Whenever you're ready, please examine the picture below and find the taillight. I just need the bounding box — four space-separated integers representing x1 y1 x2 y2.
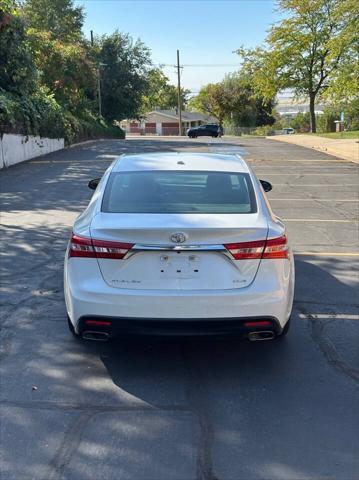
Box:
69 234 133 259
69 235 95 258
224 235 289 260
92 239 134 259
224 240 266 259
263 235 289 259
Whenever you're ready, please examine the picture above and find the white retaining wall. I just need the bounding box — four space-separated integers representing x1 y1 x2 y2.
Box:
0 134 64 169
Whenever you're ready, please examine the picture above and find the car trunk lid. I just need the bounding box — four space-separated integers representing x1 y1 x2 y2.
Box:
90 213 268 291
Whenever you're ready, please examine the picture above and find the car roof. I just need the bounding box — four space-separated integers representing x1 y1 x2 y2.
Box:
112 152 250 173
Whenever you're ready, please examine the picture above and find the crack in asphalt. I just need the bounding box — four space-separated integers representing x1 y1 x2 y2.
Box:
183 341 219 480
298 305 359 384
294 299 359 307
311 197 357 221
45 411 94 480
0 399 190 413
1 399 194 480
0 267 63 323
0 294 35 327
0 329 13 362
0 292 62 329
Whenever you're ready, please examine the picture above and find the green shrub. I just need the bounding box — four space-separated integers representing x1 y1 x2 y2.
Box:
253 125 275 136
0 88 125 143
289 112 311 132
0 89 17 131
344 99 359 131
0 88 65 137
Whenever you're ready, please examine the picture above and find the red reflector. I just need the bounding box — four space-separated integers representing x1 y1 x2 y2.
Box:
244 321 272 327
85 320 112 326
68 233 134 259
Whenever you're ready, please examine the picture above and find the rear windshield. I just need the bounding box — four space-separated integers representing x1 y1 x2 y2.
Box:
102 170 257 214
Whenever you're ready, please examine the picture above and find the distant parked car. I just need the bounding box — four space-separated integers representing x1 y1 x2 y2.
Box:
282 128 295 134
187 124 223 138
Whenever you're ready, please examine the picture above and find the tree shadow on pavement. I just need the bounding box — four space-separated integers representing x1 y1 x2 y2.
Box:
0 138 246 215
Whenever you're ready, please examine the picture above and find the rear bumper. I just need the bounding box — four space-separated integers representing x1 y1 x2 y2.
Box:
65 256 295 333
77 315 283 337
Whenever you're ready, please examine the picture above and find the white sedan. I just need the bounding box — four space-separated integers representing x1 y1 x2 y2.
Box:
64 153 294 341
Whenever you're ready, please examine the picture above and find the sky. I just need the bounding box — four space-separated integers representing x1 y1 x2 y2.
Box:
76 0 278 94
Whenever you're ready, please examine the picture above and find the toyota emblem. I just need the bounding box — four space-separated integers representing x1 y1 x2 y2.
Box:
170 232 187 243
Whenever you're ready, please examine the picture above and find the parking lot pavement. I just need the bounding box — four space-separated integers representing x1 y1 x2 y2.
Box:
1 136 358 480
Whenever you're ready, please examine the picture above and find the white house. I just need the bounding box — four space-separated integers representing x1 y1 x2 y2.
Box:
121 109 218 135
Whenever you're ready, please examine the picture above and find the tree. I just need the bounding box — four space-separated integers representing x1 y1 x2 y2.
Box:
22 0 84 42
343 98 359 131
141 68 190 113
323 0 359 102
27 29 96 112
1 1 159 140
237 0 358 132
188 83 228 126
189 73 275 128
222 73 275 127
21 0 96 114
0 0 125 142
96 31 152 121
0 0 37 93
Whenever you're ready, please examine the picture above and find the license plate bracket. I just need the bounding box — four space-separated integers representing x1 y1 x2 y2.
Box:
159 252 200 279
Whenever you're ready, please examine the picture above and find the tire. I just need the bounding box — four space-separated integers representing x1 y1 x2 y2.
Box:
67 315 79 338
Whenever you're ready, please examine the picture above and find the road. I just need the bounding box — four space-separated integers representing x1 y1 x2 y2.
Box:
1 136 358 480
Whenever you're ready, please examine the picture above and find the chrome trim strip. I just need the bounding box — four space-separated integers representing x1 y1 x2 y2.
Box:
123 244 229 260
132 244 226 251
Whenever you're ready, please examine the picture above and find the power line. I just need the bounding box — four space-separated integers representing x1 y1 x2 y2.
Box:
156 64 240 68
81 0 264 2
183 64 239 67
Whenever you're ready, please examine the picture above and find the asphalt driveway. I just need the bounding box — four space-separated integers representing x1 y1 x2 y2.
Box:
1 136 358 480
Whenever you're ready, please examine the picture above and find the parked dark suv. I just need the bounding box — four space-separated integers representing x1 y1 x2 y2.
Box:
187 124 223 138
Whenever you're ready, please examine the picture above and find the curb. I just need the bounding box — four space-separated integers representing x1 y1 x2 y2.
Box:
68 138 121 149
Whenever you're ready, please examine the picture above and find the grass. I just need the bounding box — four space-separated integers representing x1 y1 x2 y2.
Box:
311 131 359 139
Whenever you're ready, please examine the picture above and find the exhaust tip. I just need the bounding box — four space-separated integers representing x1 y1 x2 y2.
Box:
82 330 110 342
248 330 275 342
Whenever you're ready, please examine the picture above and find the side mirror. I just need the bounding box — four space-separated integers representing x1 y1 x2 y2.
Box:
260 179 273 192
88 178 100 190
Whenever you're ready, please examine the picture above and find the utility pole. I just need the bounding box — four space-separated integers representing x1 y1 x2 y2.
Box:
176 49 182 136
91 30 102 117
97 72 102 117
